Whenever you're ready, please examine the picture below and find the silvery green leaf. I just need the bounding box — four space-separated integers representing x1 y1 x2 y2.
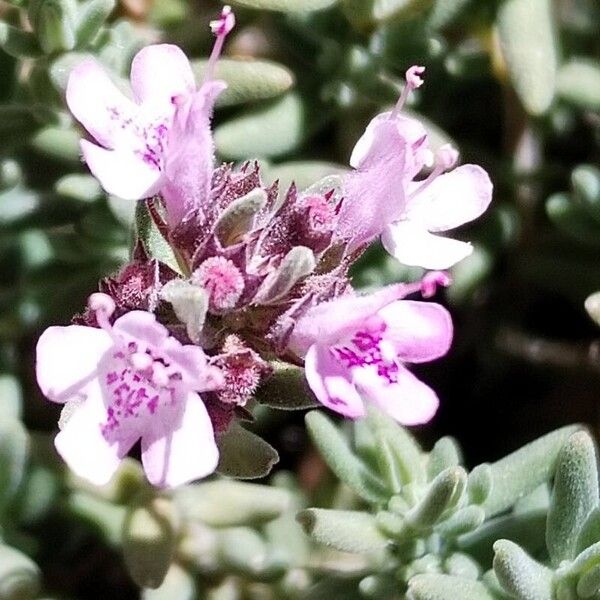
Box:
216 423 279 480
68 491 126 547
0 545 41 600
31 126 81 163
0 23 42 58
547 431 599 564
436 506 486 538
49 52 95 92
493 539 553 600
427 0 472 29
0 374 22 419
75 0 115 47
406 467 467 530
546 193 600 246
123 494 178 589
142 565 196 600
214 188 266 247
0 418 29 513
216 527 272 577
444 552 481 580
428 437 462 480
215 93 307 160
193 58 294 107
254 361 319 411
55 174 102 203
407 574 497 600
514 484 550 514
467 464 493 505
577 564 600 598
160 280 208 344
305 411 386 503
568 541 600 577
0 160 22 190
577 508 600 555
228 0 338 11
482 424 581 517
296 509 388 553
572 165 600 224
358 574 398 599
497 0 558 115
557 59 600 111
175 480 290 528
32 0 77 54
254 246 316 304
343 0 433 26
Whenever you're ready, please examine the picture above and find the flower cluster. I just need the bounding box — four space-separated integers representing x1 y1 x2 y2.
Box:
36 7 493 487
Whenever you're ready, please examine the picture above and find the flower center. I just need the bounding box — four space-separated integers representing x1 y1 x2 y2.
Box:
193 256 245 312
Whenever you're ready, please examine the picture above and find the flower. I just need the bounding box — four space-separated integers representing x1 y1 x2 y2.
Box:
288 275 452 425
338 66 493 269
66 7 235 225
36 293 224 487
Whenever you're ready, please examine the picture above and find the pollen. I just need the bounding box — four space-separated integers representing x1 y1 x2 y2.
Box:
193 256 245 313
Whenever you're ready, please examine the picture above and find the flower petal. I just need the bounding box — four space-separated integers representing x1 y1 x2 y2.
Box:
55 385 122 485
130 44 196 106
66 59 137 149
382 220 473 270
36 325 112 403
378 300 453 363
406 164 493 232
163 80 226 226
305 344 365 418
80 140 164 200
289 284 418 357
356 365 439 425
141 392 218 488
112 310 169 348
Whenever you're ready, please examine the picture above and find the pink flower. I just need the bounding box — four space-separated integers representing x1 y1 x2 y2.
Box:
338 66 493 269
66 7 235 225
288 275 452 425
36 294 224 487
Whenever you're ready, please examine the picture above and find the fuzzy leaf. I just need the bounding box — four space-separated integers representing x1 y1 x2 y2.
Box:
444 552 482 580
546 193 600 246
228 0 339 12
55 174 102 203
142 564 196 600
436 506 486 538
0 24 42 58
406 467 467 530
49 52 95 91
568 541 600 577
482 425 581 517
160 280 208 344
123 494 179 589
216 423 279 480
0 544 41 600
193 58 294 107
547 431 599 564
253 246 316 304
0 374 22 420
428 437 462 480
0 418 29 513
175 480 290 527
75 0 115 47
557 59 600 111
572 165 600 224
577 508 600 555
497 0 558 115
254 361 319 410
214 188 267 247
31 126 81 163
33 0 77 54
493 539 553 600
407 574 496 600
577 564 600 598
305 411 386 503
215 93 306 160
297 509 388 553
468 464 493 505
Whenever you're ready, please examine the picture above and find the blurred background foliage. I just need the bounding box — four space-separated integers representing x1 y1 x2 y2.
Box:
0 0 599 597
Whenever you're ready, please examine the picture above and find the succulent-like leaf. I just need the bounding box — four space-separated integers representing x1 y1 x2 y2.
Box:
572 165 600 224
493 539 554 600
160 280 208 343
576 564 600 598
175 480 290 528
436 506 486 538
577 508 600 555
214 188 266 247
444 552 481 580
75 0 115 48
32 0 77 54
31 126 81 163
497 0 558 116
0 544 41 600
468 464 493 506
407 574 496 600
557 59 600 111
55 173 102 203
254 361 319 411
428 437 462 480
0 418 29 513
216 423 279 480
0 24 42 58
0 374 22 420
228 0 339 11
142 564 196 600
297 509 388 553
546 431 599 564
546 193 600 246
482 425 581 517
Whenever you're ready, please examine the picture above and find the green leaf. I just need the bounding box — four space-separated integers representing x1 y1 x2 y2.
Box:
215 93 307 160
546 193 600 246
49 52 95 92
142 565 196 600
557 59 600 111
123 494 178 589
0 544 41 600
343 0 433 26
75 0 115 47
547 431 599 564
254 361 319 411
33 0 77 54
493 540 553 600
175 480 291 528
405 467 467 530
428 437 462 480
568 541 600 577
296 509 388 553
482 425 581 517
0 374 22 420
214 188 267 247
305 411 386 503
427 0 472 29
0 24 42 58
193 58 294 107
577 508 600 555
467 464 493 506
436 506 486 538
68 491 126 547
407 574 496 600
497 0 558 115
160 280 208 344
572 165 600 225
31 126 81 163
55 173 102 203
134 201 182 274
444 552 482 580
216 422 279 479
228 0 339 12
577 564 600 598
0 419 28 514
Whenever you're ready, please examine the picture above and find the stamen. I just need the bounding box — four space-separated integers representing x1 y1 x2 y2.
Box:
88 293 116 332
204 5 236 84
408 143 459 199
131 352 153 371
390 65 425 119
